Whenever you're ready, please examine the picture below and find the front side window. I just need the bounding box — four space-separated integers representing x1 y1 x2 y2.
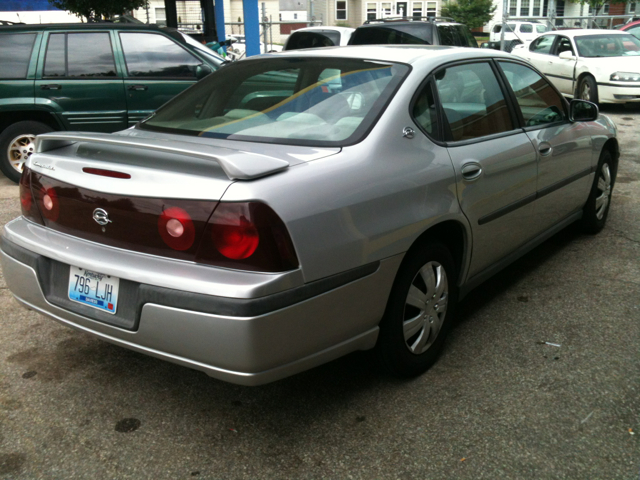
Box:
574 34 640 57
120 32 202 78
435 62 513 141
44 33 116 78
140 58 409 146
554 36 574 55
499 61 566 127
530 35 555 54
0 33 36 79
336 1 347 20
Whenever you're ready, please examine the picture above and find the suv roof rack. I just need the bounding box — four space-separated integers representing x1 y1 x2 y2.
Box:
363 16 456 25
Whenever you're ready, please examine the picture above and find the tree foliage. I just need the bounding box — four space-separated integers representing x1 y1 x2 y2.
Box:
49 0 147 22
440 0 496 31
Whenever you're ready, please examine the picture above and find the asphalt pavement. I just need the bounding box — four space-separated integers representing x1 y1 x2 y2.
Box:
0 105 638 479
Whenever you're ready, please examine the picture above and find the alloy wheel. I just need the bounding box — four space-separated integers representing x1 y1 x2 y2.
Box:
402 261 448 355
7 133 36 173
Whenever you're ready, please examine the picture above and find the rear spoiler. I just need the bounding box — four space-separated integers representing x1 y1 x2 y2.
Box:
35 132 289 181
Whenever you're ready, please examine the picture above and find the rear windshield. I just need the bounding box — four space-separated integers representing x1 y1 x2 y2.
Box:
349 23 434 45
139 57 410 147
0 33 36 79
286 31 341 50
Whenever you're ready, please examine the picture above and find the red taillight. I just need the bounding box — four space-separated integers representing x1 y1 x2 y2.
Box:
211 203 259 259
19 167 44 225
40 187 60 222
197 202 299 272
158 207 196 251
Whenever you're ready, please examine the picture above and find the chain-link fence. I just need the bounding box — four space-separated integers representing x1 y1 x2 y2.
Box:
506 14 638 30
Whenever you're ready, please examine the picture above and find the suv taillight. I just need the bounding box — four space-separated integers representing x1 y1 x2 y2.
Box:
19 167 44 225
196 202 299 273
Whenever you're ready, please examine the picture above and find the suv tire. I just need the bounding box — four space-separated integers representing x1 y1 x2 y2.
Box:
0 121 53 183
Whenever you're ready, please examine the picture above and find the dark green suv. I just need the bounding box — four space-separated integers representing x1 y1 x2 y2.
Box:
0 23 225 182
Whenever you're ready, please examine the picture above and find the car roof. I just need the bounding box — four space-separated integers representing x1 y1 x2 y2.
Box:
268 44 514 65
541 28 633 38
621 20 640 29
0 22 165 32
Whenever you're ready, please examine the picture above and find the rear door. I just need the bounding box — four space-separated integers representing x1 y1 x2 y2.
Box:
117 31 204 126
35 30 127 132
0 31 39 110
436 61 540 279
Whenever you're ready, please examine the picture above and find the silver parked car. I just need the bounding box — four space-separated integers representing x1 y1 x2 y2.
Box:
1 46 618 385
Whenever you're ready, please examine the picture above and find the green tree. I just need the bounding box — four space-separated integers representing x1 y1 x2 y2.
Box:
49 0 148 22
440 0 496 31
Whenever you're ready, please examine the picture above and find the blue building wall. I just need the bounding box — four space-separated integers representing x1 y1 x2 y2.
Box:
0 0 59 11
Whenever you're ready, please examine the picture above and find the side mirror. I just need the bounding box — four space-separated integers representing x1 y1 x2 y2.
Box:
569 99 598 122
558 51 575 60
196 64 213 80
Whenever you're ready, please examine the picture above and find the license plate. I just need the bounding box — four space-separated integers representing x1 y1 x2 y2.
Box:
68 266 120 314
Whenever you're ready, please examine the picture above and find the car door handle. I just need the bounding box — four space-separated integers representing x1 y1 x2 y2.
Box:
128 85 148 91
538 143 553 156
40 84 61 90
461 162 482 181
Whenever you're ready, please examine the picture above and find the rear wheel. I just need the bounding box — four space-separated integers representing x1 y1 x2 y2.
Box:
0 121 53 183
376 242 457 378
581 149 615 233
578 75 599 105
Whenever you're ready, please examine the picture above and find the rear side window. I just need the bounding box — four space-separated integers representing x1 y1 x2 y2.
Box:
435 62 514 141
120 32 201 78
286 31 340 50
530 35 555 54
437 25 460 46
44 33 117 78
0 33 36 79
520 24 533 33
412 80 439 139
457 25 479 47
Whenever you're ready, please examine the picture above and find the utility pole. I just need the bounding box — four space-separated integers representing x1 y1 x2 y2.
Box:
500 0 508 50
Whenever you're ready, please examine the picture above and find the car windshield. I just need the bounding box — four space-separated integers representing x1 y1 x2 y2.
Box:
575 34 640 57
139 57 409 146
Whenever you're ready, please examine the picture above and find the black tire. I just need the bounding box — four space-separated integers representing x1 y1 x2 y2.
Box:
376 242 457 378
577 75 599 105
581 149 616 234
0 121 53 183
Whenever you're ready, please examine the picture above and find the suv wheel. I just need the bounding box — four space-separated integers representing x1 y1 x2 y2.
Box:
0 121 53 183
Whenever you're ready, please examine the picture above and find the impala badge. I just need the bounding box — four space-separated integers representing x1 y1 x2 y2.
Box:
93 208 112 226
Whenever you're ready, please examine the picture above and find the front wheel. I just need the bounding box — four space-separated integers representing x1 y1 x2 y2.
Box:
577 76 599 105
376 242 457 378
0 121 54 183
581 149 615 233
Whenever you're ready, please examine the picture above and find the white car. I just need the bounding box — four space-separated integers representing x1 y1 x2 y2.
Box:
226 34 283 58
284 26 355 50
489 21 549 45
512 29 640 105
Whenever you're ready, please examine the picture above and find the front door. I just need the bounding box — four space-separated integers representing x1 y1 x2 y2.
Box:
546 36 577 95
396 2 408 16
35 31 127 132
117 31 204 126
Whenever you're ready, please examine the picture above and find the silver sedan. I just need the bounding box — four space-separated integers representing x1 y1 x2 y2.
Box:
1 46 618 385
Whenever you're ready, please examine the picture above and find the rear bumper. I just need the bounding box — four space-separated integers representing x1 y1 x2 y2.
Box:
1 218 401 385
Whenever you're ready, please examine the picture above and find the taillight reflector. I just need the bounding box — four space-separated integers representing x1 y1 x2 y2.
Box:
82 167 131 179
158 207 196 251
40 187 60 222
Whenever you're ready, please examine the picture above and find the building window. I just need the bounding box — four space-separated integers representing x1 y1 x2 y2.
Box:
509 0 517 16
603 1 609 13
336 0 347 19
520 0 530 16
426 1 437 16
381 2 392 17
412 1 423 18
294 13 298 19
533 0 540 16
367 2 377 20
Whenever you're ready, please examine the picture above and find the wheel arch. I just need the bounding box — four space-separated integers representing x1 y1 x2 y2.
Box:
602 137 620 176
0 111 62 136
403 219 470 289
